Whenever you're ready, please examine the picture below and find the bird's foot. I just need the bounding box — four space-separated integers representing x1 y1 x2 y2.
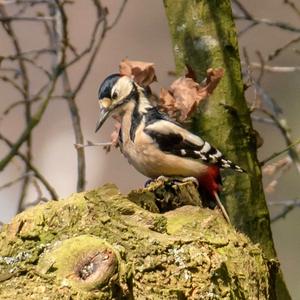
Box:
144 176 173 187
156 175 171 183
156 176 199 188
145 176 199 189
181 176 199 188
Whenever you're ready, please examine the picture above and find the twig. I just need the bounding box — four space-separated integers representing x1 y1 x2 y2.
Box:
270 198 300 222
0 0 128 212
74 141 113 149
0 4 33 216
234 14 300 33
264 160 291 194
251 115 275 125
249 62 300 73
0 0 50 4
0 133 59 200
213 191 231 224
0 16 54 22
62 70 86 192
53 1 86 192
261 138 300 165
0 75 26 96
232 0 253 19
254 83 282 116
62 5 108 70
283 0 300 18
260 108 300 173
18 176 30 212
255 51 265 84
106 0 127 30
0 172 33 191
267 36 300 61
0 77 58 171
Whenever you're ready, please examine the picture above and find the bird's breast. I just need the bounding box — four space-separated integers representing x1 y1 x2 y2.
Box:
121 122 208 178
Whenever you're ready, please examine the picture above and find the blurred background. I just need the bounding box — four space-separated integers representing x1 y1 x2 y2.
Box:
0 0 299 298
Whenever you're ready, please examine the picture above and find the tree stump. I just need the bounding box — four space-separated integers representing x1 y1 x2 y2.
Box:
0 181 275 299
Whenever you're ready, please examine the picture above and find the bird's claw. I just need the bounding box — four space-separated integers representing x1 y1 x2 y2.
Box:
155 176 199 188
181 176 199 188
156 175 171 183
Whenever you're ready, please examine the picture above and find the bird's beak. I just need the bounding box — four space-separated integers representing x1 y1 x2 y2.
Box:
95 107 111 133
95 97 113 133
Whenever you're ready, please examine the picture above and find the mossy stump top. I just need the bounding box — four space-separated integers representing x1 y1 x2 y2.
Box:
0 181 274 299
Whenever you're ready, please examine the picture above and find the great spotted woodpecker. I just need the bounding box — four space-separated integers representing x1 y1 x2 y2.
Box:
95 74 246 222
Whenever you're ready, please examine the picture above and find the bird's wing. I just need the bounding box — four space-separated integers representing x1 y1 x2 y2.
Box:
144 119 244 172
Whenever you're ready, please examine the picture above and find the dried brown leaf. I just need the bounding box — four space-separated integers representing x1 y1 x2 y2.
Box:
159 68 224 122
119 58 157 87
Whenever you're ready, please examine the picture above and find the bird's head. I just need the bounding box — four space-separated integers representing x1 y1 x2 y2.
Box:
95 74 137 132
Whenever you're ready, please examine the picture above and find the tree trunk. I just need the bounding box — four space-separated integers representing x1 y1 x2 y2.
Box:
163 1 290 299
0 182 275 299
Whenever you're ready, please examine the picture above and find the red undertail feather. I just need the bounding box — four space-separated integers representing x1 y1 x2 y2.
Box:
197 165 221 199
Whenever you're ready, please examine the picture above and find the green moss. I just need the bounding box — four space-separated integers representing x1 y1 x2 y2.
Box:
0 184 273 299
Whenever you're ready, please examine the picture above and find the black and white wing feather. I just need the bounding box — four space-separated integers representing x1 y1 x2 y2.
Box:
144 119 245 172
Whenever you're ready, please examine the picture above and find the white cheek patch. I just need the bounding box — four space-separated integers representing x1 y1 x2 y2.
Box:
114 76 133 100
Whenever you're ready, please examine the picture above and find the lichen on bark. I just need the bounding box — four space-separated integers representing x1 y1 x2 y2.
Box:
0 183 275 299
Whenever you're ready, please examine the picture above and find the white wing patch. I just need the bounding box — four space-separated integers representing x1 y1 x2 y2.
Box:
146 120 205 147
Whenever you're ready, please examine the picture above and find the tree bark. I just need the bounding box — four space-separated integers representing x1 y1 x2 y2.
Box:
163 1 290 299
0 182 274 299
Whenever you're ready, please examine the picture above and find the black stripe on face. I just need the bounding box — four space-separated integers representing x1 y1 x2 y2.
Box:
129 84 142 141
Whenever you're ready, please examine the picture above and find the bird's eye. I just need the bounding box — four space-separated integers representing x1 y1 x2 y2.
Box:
112 91 118 99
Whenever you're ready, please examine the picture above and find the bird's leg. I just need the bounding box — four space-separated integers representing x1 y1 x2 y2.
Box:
213 191 231 224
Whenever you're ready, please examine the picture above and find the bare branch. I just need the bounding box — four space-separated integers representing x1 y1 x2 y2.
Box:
106 0 127 30
0 172 33 191
261 138 300 165
0 133 59 200
249 62 300 73
283 0 300 18
74 141 113 149
0 77 58 172
260 108 300 173
0 16 54 22
270 198 300 222
234 14 300 33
